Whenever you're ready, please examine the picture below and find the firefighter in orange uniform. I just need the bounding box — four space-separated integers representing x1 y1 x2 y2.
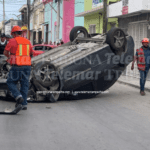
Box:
3 26 37 110
131 38 150 96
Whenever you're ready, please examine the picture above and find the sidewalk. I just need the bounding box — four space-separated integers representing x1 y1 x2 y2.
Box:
117 75 150 92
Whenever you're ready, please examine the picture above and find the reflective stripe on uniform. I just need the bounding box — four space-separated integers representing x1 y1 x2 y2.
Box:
137 55 144 57
19 44 22 56
27 44 29 56
138 62 145 64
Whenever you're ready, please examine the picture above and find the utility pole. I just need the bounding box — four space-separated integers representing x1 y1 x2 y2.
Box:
103 0 108 33
56 0 60 43
27 0 30 40
3 0 5 34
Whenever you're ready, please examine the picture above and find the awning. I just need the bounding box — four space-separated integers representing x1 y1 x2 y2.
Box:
75 6 104 17
109 10 150 18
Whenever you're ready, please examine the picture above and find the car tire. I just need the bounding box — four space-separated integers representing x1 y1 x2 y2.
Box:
69 26 89 42
106 27 127 55
33 61 58 88
46 76 60 102
46 92 60 103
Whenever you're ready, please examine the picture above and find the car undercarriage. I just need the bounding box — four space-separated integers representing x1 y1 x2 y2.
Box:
0 26 134 102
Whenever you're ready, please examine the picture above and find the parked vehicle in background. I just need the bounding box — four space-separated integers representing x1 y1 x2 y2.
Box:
33 44 57 52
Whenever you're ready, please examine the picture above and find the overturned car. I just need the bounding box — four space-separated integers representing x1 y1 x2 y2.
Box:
0 26 134 102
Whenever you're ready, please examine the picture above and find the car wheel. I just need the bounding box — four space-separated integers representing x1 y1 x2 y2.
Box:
27 80 36 102
46 67 60 102
46 80 60 103
106 27 127 55
33 61 58 88
69 26 89 42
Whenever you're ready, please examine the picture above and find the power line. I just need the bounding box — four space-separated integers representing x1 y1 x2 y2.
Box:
44 3 57 12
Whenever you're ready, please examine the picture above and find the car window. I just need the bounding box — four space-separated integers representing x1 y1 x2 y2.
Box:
44 46 52 50
48 47 52 50
44 46 47 50
34 46 44 50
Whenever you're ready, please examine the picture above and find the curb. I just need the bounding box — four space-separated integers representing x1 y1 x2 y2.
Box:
117 80 150 92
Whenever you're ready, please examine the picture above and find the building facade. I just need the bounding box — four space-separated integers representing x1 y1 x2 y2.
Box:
30 0 45 45
43 0 84 44
75 0 119 34
108 0 150 80
44 0 63 44
19 4 28 38
0 21 4 35
4 19 22 35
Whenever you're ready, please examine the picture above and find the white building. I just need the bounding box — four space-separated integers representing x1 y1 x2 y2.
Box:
108 0 150 80
30 0 44 45
4 19 22 35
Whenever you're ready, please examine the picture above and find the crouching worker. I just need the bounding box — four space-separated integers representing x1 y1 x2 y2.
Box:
131 38 150 96
3 26 37 110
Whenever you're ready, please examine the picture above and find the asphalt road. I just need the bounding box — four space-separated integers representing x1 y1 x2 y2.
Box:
0 82 150 150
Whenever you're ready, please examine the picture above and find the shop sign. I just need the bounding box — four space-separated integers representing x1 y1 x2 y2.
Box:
122 0 128 15
92 0 103 8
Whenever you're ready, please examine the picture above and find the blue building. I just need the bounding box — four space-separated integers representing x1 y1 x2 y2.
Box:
43 0 84 44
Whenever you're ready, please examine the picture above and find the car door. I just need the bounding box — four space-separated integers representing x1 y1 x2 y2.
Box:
34 46 44 51
44 46 52 51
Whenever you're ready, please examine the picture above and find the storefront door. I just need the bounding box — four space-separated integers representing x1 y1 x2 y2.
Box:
38 31 42 44
33 31 36 45
126 21 149 79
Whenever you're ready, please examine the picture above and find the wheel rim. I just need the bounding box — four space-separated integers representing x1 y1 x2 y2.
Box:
49 76 60 101
50 79 59 91
113 30 125 48
0 63 10 79
39 64 56 86
77 30 85 38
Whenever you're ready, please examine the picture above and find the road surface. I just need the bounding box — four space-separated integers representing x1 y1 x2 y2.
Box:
0 82 150 150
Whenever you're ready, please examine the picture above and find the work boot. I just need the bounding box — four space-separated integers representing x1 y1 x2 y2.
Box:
140 91 145 96
15 97 24 108
13 104 23 114
22 105 27 110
